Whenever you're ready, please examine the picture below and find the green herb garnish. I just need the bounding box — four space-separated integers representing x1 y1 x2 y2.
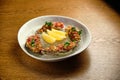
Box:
78 30 82 35
64 42 70 47
71 27 76 31
31 39 35 47
45 21 53 26
31 43 35 47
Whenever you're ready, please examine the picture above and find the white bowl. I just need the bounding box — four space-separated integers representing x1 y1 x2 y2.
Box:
18 15 91 62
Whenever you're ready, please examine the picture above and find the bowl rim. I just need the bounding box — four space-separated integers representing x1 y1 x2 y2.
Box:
18 15 92 62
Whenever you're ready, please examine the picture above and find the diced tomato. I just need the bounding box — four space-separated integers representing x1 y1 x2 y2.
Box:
27 38 31 42
54 22 64 28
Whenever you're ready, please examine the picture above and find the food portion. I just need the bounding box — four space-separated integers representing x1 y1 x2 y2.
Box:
52 29 66 37
25 21 82 55
47 29 66 41
65 26 82 42
36 22 64 34
42 41 77 53
42 32 56 44
25 35 42 53
41 28 66 44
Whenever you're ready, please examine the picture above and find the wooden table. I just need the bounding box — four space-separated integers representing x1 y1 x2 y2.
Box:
0 0 120 80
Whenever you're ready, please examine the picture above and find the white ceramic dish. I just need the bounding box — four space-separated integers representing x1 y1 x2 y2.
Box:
18 15 91 62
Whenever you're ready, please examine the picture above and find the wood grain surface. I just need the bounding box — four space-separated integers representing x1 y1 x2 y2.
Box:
0 0 120 80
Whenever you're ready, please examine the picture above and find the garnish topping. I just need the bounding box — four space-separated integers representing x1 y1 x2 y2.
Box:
78 30 82 35
45 21 53 27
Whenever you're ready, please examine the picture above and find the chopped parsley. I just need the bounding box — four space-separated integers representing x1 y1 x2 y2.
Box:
45 21 53 26
64 42 70 47
71 27 76 31
31 39 35 47
78 30 82 35
31 43 35 47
